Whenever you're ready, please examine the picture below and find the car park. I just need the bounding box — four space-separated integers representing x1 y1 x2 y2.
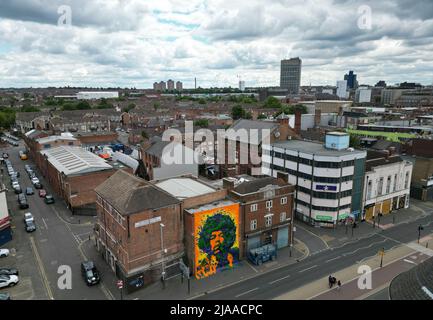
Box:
81 261 100 286
39 189 47 197
26 187 34 195
0 275 19 289
0 249 10 258
0 268 19 276
44 194 55 204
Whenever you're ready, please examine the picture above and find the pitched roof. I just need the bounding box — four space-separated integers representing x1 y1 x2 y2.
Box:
95 170 180 215
227 119 278 144
233 176 284 194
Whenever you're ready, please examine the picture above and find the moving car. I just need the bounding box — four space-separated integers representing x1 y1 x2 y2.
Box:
25 187 34 195
23 212 34 223
81 261 100 286
0 268 19 276
17 194 29 209
39 189 47 198
44 195 55 204
0 249 10 258
0 275 19 289
24 220 36 233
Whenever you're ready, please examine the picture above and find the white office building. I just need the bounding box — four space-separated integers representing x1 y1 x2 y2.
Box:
337 81 348 99
355 87 372 103
262 132 367 227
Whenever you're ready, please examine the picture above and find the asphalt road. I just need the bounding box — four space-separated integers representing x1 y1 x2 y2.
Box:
3 142 110 300
197 207 433 300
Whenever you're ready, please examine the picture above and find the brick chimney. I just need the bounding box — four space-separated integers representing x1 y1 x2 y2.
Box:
294 110 302 135
222 178 236 190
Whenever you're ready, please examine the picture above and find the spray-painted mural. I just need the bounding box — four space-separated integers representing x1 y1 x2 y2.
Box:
194 203 240 279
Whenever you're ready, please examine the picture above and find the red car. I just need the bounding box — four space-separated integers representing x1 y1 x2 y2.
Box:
39 189 47 198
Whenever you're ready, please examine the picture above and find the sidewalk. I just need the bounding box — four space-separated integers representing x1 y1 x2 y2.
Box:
275 234 433 300
81 237 309 300
297 200 433 249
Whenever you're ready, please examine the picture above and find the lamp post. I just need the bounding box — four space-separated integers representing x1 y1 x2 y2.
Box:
418 225 424 244
160 223 166 288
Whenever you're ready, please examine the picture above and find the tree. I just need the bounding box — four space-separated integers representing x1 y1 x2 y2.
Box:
231 105 251 120
141 131 149 140
154 102 160 111
76 101 91 110
123 103 135 113
263 96 282 109
349 134 361 149
194 119 209 128
257 113 267 120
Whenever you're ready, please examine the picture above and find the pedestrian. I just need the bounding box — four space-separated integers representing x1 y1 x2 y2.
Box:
337 280 341 291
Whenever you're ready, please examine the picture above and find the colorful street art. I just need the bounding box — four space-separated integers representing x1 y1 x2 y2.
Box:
194 203 240 279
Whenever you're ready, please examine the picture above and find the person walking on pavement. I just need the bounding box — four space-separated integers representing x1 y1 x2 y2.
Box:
337 280 342 291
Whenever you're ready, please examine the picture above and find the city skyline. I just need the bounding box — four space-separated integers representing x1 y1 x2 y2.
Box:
0 0 433 88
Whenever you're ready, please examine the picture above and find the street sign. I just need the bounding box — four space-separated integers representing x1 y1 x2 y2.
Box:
117 280 123 289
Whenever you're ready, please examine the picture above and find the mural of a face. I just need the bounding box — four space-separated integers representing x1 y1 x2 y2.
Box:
194 204 240 279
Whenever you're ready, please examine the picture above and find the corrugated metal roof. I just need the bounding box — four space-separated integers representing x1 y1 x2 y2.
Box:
155 178 215 200
36 135 77 144
40 146 112 176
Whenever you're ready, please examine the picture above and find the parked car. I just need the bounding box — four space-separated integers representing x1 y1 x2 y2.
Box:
13 185 22 195
39 189 47 198
81 261 100 286
26 187 34 195
0 249 10 258
23 212 34 223
32 177 42 189
0 275 19 289
24 220 36 233
2 153 8 159
0 268 19 276
44 195 55 204
0 292 11 300
18 194 29 209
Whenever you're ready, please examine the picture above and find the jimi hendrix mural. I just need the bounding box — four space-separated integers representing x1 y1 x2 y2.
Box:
194 203 240 279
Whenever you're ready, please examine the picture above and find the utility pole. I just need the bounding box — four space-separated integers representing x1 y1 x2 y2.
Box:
160 223 166 289
418 225 424 244
379 248 385 268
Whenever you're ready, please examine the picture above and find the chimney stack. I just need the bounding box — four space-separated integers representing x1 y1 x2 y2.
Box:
294 110 302 135
223 178 236 190
314 109 321 128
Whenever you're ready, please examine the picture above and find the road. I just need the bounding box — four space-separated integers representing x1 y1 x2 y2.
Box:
2 142 111 300
196 208 433 300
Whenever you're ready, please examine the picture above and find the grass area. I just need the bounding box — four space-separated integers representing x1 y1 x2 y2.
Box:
347 129 416 142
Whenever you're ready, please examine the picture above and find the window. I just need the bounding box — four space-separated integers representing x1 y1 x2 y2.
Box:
68 142 74 146
266 200 273 209
280 212 287 222
281 197 288 205
405 172 410 189
394 174 398 192
250 220 257 231
377 178 384 196
386 176 391 194
250 204 258 212
265 215 273 227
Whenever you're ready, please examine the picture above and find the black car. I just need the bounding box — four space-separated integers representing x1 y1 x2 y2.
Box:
0 268 19 276
2 153 8 159
26 187 34 195
24 220 36 233
18 194 29 209
33 182 42 189
44 195 55 204
81 261 100 286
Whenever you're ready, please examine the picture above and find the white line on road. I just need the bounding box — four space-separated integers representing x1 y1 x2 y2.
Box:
235 287 259 298
42 217 48 230
269 274 291 285
298 265 318 273
403 259 417 265
325 256 341 263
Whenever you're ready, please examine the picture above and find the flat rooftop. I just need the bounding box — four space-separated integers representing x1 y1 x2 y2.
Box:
271 140 366 157
154 177 216 200
186 200 236 214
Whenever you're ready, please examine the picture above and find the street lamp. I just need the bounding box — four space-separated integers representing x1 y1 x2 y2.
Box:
418 225 424 244
160 223 166 288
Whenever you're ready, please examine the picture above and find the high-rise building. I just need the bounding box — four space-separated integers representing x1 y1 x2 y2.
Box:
336 80 348 99
280 57 302 94
159 81 167 91
344 71 358 89
355 87 372 103
167 79 175 91
176 81 183 91
239 81 245 92
153 82 159 91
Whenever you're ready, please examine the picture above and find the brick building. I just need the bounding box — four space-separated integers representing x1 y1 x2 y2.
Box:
39 146 131 215
408 139 433 201
94 170 183 291
223 173 295 254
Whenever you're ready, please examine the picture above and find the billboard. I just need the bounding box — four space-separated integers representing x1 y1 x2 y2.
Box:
194 203 240 279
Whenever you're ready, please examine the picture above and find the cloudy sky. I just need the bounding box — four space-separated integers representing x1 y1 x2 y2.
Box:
0 0 432 88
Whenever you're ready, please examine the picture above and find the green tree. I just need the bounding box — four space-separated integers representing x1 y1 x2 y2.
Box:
141 131 149 139
123 103 136 113
349 135 361 149
76 101 92 110
257 113 267 120
231 105 251 120
263 96 282 109
194 119 209 128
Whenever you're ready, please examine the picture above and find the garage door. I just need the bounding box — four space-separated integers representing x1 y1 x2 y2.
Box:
365 206 374 221
382 200 391 215
247 235 261 251
277 227 289 249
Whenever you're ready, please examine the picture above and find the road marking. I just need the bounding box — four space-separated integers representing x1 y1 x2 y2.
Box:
298 265 318 273
246 262 259 273
29 236 54 300
235 287 259 298
325 256 341 263
403 259 417 265
42 217 48 230
269 274 291 285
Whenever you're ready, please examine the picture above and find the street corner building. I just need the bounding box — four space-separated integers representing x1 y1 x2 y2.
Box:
94 170 183 292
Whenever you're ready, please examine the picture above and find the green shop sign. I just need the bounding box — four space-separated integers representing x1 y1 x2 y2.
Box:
339 213 349 219
316 215 333 221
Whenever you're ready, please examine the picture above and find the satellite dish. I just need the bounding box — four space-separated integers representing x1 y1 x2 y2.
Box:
274 131 281 138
